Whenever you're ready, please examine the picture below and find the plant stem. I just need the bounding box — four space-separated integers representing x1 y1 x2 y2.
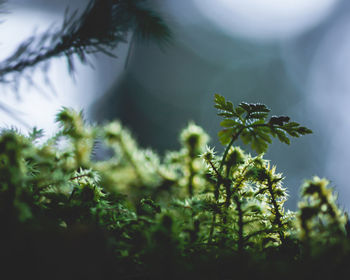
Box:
187 158 195 197
118 136 143 184
69 174 91 181
209 126 245 243
267 177 285 243
208 213 216 244
234 194 244 253
222 167 233 228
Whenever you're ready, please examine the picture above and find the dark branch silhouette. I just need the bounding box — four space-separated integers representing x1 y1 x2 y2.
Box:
0 0 171 85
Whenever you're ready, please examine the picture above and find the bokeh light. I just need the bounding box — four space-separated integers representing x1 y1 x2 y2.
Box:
193 0 339 40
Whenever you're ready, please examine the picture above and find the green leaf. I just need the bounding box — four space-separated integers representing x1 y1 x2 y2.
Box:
239 102 251 112
240 130 252 145
268 116 290 126
250 119 265 126
214 94 312 154
214 94 234 114
297 126 313 135
214 93 226 108
235 106 245 116
250 103 270 113
275 129 290 145
283 121 299 128
220 119 238 128
251 135 268 154
218 128 234 145
240 102 270 114
285 130 299 137
218 112 235 118
256 130 272 144
249 112 269 119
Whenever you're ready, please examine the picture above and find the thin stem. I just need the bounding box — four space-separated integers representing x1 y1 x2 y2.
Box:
218 127 245 173
69 173 91 181
208 213 216 244
209 125 246 243
267 177 285 243
207 159 221 179
68 188 77 202
222 167 233 228
214 126 245 199
234 195 244 253
300 215 311 258
188 159 194 197
117 136 143 184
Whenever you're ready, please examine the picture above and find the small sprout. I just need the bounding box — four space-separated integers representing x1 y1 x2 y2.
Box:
104 121 122 141
301 176 330 197
252 156 265 167
140 198 161 213
28 127 45 142
201 145 216 162
180 122 209 156
56 107 85 138
225 146 245 167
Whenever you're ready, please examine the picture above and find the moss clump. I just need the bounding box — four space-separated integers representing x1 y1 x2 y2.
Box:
0 95 348 280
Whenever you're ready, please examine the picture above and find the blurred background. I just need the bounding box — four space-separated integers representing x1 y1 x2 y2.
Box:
1 0 349 210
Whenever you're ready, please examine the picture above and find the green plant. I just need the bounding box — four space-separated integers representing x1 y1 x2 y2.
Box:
0 94 349 280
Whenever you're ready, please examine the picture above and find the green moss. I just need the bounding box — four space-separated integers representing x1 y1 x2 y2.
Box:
0 95 348 280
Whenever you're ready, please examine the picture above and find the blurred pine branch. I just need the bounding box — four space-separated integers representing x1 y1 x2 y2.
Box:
0 0 171 86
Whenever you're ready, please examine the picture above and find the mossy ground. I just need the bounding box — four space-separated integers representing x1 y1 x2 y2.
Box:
0 96 348 280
